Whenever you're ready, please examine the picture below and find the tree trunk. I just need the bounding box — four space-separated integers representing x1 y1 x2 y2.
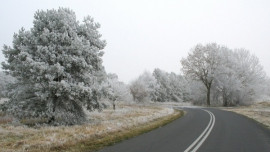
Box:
223 97 228 107
207 87 211 106
48 96 57 124
223 91 228 107
113 100 116 110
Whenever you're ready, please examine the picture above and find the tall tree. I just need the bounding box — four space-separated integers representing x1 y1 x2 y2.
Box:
233 49 266 103
213 48 241 106
181 43 221 106
152 69 168 102
1 8 106 125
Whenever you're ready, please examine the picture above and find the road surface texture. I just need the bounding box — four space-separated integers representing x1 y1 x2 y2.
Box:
98 108 270 152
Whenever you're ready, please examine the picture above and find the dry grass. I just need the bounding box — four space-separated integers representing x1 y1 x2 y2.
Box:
0 103 182 152
222 102 270 129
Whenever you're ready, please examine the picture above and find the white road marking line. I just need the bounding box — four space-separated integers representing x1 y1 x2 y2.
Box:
183 110 212 152
191 110 215 152
184 109 216 152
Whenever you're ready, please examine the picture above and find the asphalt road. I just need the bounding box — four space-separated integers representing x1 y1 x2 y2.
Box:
98 107 270 152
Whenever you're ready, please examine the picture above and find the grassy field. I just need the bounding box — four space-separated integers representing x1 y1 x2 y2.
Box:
0 103 183 152
222 102 270 129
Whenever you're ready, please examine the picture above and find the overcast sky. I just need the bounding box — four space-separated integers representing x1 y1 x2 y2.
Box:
1 0 270 83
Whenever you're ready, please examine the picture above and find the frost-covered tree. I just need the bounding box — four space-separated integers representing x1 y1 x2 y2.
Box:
129 79 148 102
153 69 189 102
1 8 106 125
152 69 169 102
138 71 159 101
211 48 266 106
130 69 189 103
213 48 241 106
181 43 221 105
129 71 158 102
232 49 266 103
168 72 190 102
100 73 132 108
183 44 268 106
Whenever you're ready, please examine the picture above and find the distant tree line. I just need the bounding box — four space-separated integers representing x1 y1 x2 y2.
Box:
129 43 270 106
129 69 190 103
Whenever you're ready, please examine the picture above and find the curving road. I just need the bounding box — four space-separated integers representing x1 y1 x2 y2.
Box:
98 107 270 152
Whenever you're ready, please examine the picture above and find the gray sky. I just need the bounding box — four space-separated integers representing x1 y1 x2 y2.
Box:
1 0 270 83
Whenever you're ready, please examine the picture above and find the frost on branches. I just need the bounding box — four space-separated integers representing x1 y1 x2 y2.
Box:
181 43 267 106
1 8 106 125
129 71 158 102
129 70 189 103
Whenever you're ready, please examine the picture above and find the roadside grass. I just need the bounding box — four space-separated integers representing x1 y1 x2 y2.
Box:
0 103 183 152
62 109 183 152
222 101 270 129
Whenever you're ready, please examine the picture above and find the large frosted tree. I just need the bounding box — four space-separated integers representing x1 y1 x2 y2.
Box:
1 8 106 125
231 49 266 103
181 43 221 106
213 48 242 106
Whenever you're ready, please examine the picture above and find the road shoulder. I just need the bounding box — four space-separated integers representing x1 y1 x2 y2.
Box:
219 102 270 129
0 104 183 152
